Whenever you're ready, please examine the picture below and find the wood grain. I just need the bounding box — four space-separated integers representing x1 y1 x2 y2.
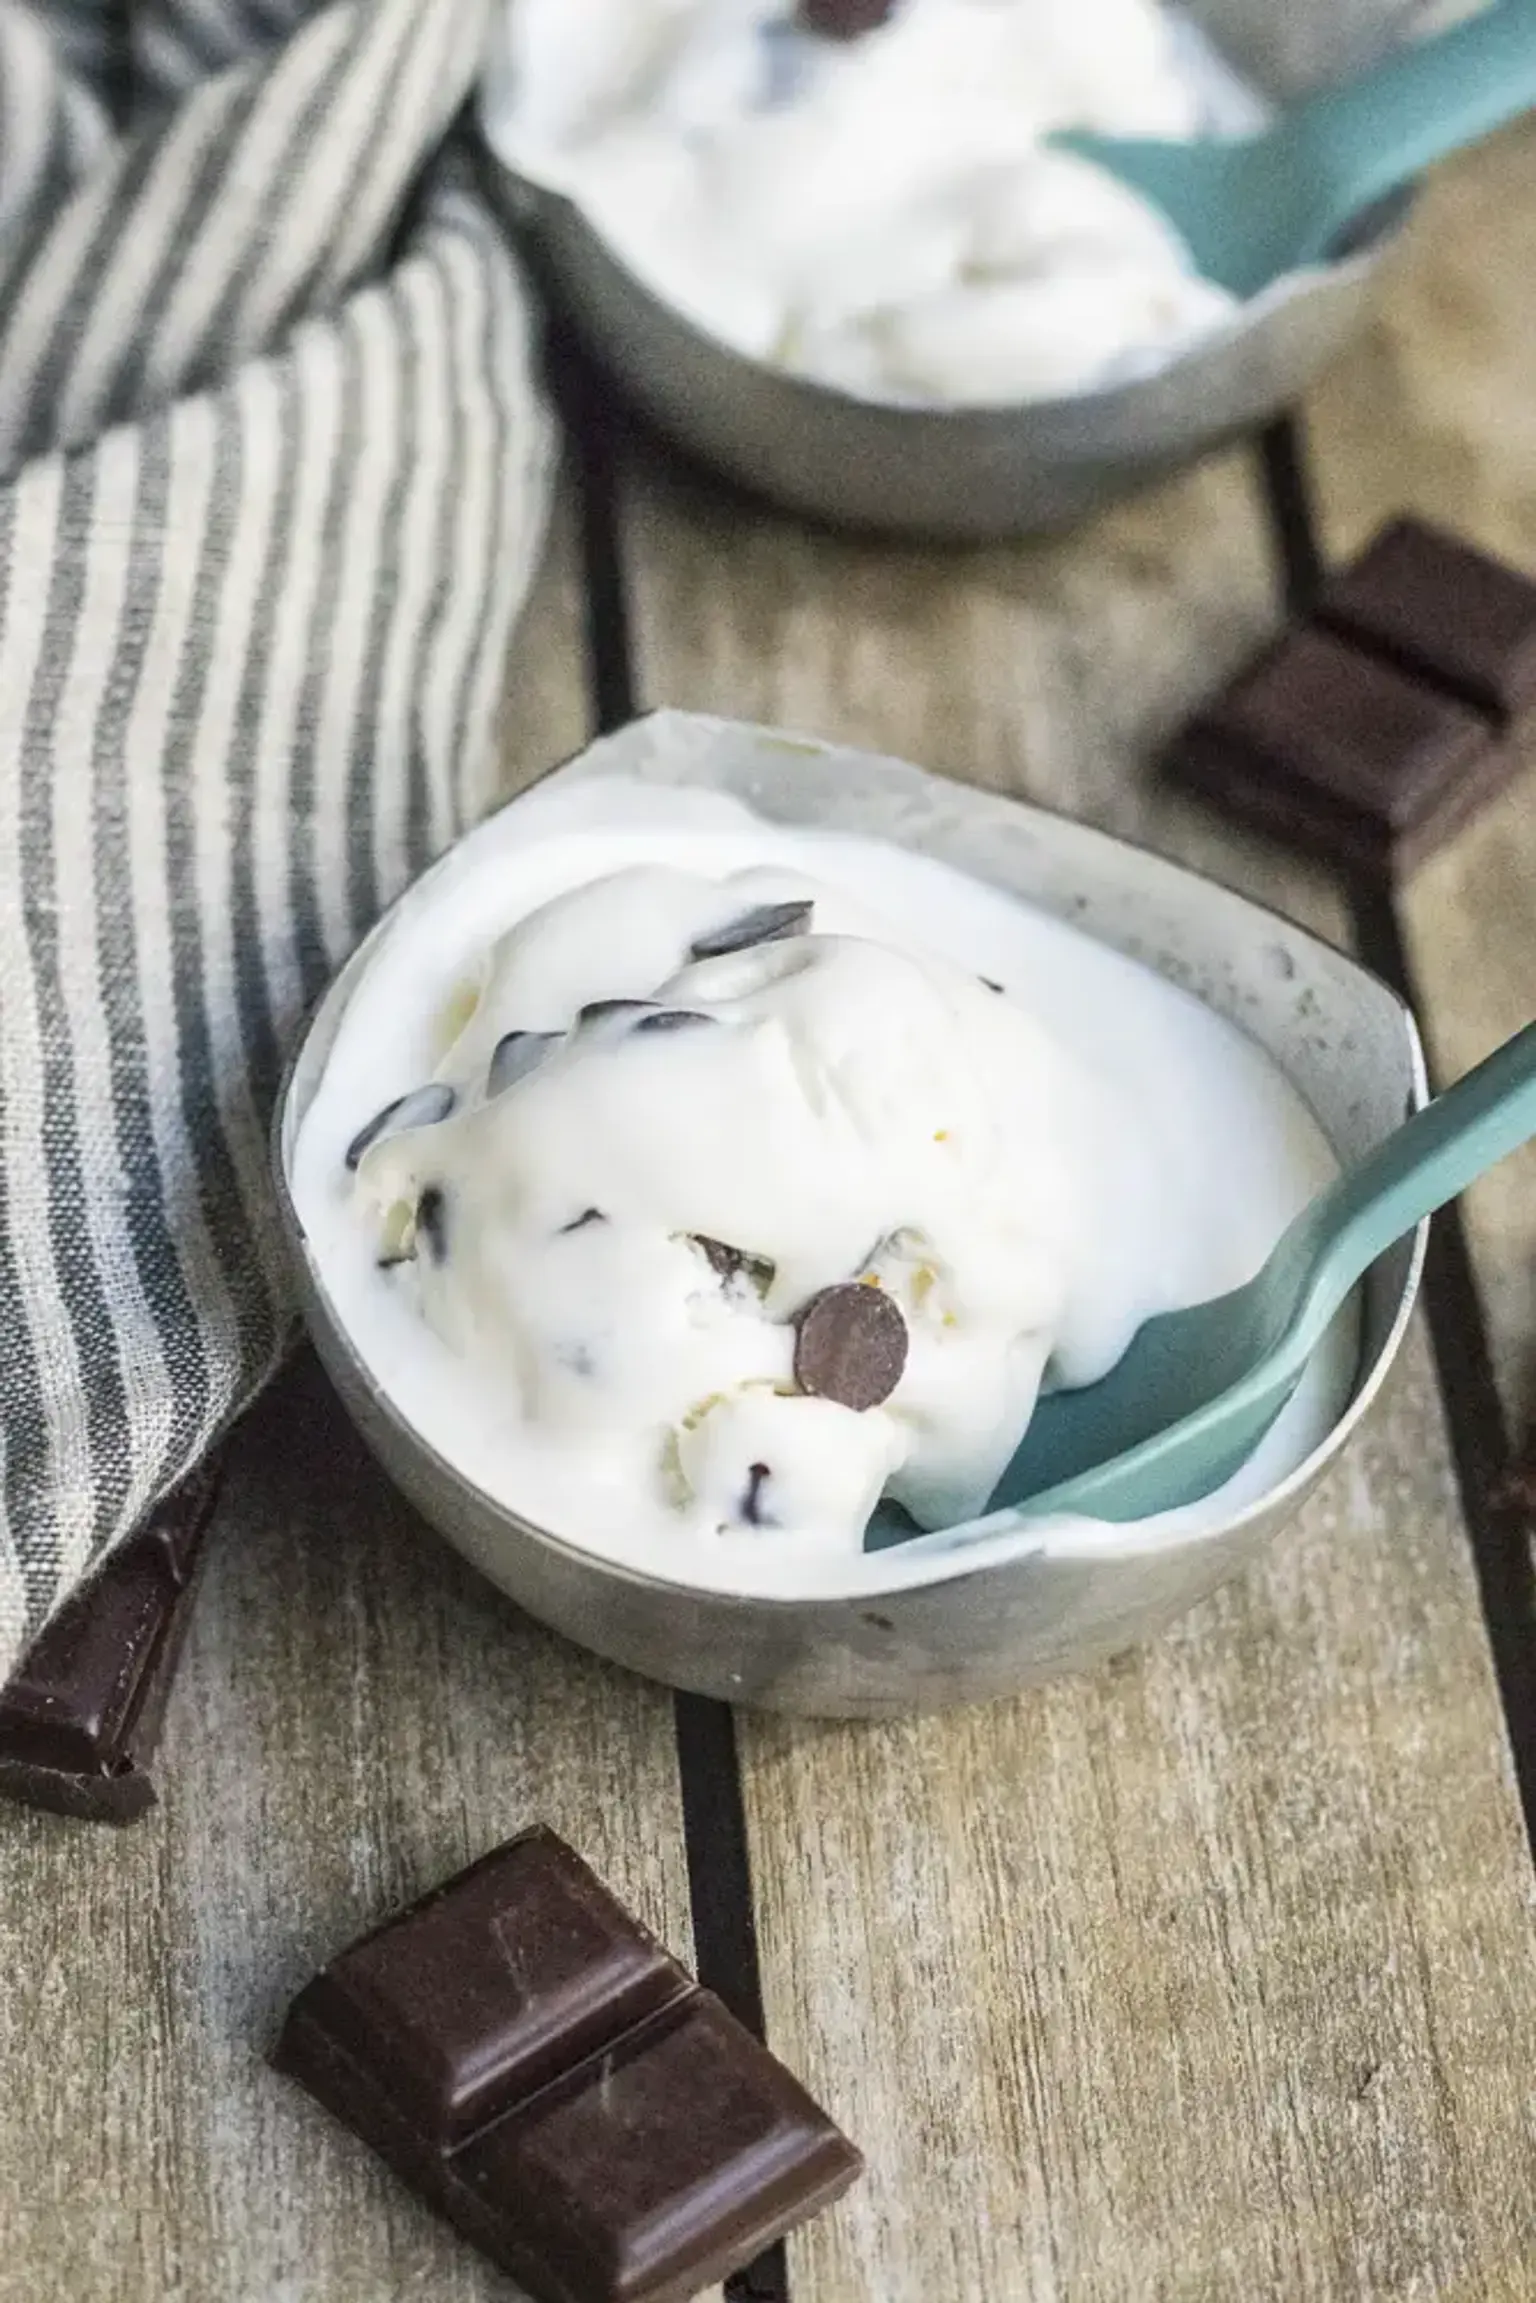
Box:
1307 117 1536 1437
0 486 700 2303
621 423 1536 2298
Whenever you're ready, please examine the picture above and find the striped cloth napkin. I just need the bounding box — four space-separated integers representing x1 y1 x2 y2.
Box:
0 0 556 1680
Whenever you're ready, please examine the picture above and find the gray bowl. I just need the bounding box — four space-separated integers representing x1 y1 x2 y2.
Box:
273 712 1428 1717
483 0 1430 539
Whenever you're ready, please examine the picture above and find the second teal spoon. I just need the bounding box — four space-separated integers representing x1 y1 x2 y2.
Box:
1054 0 1536 300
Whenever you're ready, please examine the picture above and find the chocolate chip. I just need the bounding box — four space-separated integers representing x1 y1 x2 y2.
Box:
559 1207 607 1234
632 1009 715 1036
345 1083 455 1171
797 0 895 37
694 1237 776 1295
578 1000 717 1037
793 1283 908 1412
578 998 651 1027
696 1236 742 1279
415 1186 448 1265
487 1030 557 1098
688 899 814 963
741 1463 774 1527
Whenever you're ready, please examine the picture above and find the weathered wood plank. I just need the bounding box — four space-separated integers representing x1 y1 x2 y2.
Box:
0 488 700 2303
621 421 1536 2298
1307 117 1536 1437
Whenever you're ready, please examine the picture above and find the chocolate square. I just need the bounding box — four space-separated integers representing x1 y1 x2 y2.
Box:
459 1995 860 2301
273 1828 861 2303
0 1464 222 1822
300 1833 687 2144
1167 516 1536 876
1167 625 1507 874
1318 516 1536 724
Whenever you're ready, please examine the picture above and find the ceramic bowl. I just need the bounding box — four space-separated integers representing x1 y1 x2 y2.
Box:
274 713 1427 1716
482 0 1429 539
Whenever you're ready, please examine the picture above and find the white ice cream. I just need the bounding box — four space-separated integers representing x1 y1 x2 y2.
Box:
344 864 1169 1551
292 785 1354 1594
481 0 1263 405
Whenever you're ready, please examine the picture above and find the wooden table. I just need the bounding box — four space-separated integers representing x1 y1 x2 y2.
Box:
4 123 1536 2303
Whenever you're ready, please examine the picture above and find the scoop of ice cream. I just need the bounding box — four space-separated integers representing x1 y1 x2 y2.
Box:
483 0 1254 406
346 863 1124 1552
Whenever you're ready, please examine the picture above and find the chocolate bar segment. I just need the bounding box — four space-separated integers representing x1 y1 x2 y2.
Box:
301 1833 688 2145
273 1828 861 2303
459 1994 859 2302
1167 624 1509 876
1166 515 1536 877
0 1463 221 1823
1317 516 1536 724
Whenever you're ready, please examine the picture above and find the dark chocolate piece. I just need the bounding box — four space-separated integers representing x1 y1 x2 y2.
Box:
632 1009 714 1036
693 1237 776 1294
578 1002 716 1039
0 1464 222 1822
346 1082 455 1171
741 1464 774 1527
416 1185 448 1264
272 1829 861 2303
797 0 895 37
688 899 814 963
578 998 650 1027
1317 516 1536 724
794 1282 908 1411
488 1030 558 1099
455 1994 849 2302
1167 625 1504 875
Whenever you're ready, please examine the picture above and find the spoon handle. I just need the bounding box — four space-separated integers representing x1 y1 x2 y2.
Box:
1291 0 1536 267
1288 1018 1536 1344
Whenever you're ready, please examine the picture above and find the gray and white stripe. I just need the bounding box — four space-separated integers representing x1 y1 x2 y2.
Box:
0 0 556 1676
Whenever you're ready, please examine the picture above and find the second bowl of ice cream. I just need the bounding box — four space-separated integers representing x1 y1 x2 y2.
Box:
478 0 1430 536
275 713 1425 1715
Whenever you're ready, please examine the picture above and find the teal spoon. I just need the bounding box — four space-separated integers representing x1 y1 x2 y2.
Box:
965 1019 1536 1528
1053 0 1536 300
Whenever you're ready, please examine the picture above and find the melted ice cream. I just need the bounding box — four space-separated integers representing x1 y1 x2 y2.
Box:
292 782 1354 1595
346 865 1169 1549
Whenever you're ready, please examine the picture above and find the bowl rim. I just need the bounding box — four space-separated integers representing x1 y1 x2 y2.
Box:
273 715 1429 1608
